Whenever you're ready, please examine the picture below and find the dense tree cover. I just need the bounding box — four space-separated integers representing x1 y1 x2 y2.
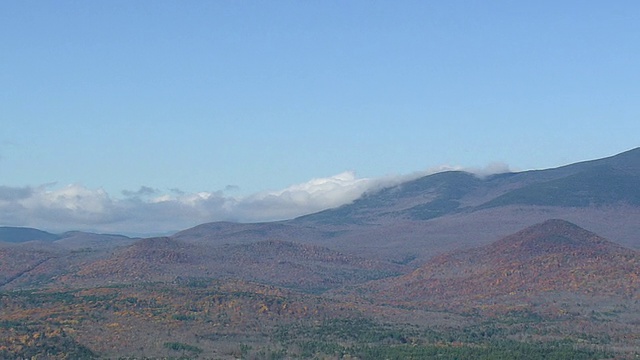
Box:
0 282 629 359
270 318 613 360
349 341 612 360
163 341 203 354
0 326 96 359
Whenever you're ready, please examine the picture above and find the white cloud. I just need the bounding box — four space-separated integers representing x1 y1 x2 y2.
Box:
0 175 369 234
233 171 372 221
0 164 510 235
467 162 512 178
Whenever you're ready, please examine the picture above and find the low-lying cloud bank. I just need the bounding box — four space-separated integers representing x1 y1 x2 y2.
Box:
0 164 510 235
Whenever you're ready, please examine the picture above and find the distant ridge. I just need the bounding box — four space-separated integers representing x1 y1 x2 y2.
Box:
293 171 482 224
0 226 60 243
3 147 640 267
294 147 640 225
167 147 640 263
478 165 640 208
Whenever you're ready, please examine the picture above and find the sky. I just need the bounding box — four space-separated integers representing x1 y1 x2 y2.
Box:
1 1 639 235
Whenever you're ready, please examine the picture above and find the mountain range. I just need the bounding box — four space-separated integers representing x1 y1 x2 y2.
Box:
170 147 640 263
2 147 640 281
1 147 640 358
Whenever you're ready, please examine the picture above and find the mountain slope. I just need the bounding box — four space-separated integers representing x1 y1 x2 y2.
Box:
364 219 640 313
0 246 57 288
173 147 640 263
61 238 406 292
479 165 640 208
294 171 482 224
294 147 640 224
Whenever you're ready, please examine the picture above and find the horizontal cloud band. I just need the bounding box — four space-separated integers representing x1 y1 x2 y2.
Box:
0 164 509 235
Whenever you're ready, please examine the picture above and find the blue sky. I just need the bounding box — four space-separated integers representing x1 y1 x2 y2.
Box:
1 1 639 234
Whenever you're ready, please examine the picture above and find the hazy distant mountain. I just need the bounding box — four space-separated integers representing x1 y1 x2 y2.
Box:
3 147 640 285
295 147 640 224
173 147 640 263
54 231 136 250
363 219 640 313
0 227 60 243
0 227 135 249
172 221 309 244
294 170 483 224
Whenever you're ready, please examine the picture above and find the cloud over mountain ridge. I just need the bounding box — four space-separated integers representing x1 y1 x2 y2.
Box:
0 163 511 234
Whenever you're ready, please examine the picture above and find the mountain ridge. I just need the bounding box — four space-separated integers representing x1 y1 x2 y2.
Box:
293 147 640 225
56 237 406 293
169 147 640 263
0 227 60 243
1 147 639 265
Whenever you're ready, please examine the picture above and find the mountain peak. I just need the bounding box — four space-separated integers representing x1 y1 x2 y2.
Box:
366 219 640 311
489 219 616 259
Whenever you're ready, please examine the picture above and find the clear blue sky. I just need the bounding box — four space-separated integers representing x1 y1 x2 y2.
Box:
1 1 639 233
